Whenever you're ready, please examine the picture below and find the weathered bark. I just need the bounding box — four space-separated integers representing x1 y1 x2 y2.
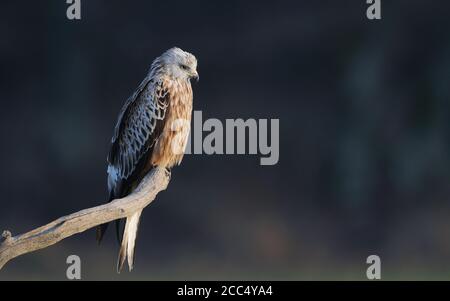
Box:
0 167 170 270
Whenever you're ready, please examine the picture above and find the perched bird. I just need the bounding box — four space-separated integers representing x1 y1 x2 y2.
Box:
97 47 198 272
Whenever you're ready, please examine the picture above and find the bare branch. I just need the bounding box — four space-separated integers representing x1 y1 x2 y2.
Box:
0 167 170 270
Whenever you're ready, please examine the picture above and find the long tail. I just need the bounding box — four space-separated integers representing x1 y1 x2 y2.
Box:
117 210 142 273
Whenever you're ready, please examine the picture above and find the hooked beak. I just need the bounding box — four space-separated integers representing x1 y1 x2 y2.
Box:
191 71 199 82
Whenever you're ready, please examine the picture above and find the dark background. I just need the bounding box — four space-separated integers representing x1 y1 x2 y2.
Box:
1 0 450 280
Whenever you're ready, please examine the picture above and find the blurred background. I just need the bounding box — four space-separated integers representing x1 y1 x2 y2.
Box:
1 0 450 280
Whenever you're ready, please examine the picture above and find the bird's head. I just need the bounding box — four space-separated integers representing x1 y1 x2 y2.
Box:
160 47 199 82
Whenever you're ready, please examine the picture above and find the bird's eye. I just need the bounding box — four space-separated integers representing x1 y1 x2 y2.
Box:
180 64 189 70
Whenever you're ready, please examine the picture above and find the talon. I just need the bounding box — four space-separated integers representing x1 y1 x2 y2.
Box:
2 230 11 239
1 230 12 244
164 167 171 178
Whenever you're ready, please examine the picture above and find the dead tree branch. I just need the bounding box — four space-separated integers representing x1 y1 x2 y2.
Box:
0 167 170 270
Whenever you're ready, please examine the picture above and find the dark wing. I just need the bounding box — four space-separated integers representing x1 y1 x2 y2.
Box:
96 77 169 243
107 77 169 198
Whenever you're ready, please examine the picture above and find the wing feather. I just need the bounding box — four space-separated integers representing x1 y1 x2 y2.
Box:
107 77 169 199
97 75 169 244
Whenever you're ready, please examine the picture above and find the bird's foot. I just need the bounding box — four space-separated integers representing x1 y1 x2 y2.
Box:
164 167 171 180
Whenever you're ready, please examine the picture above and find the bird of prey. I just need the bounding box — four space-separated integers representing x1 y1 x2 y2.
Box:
96 47 198 272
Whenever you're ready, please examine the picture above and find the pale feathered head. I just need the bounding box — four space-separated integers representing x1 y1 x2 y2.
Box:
150 47 198 82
